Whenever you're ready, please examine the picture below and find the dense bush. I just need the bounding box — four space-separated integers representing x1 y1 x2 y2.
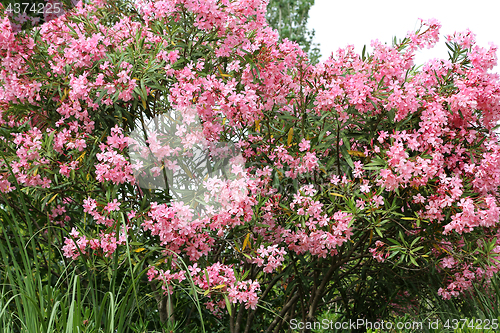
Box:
1 0 500 332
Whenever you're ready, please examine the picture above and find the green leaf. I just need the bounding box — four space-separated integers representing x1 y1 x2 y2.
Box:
340 144 354 169
388 238 401 246
409 255 419 266
204 268 210 286
388 250 399 260
224 294 232 316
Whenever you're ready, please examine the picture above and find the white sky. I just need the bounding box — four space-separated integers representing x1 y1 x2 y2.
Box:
307 0 500 72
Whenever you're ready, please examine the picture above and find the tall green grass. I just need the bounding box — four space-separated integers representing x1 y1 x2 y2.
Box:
0 199 154 332
0 157 162 333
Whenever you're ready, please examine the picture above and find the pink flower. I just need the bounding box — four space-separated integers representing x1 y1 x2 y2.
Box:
353 161 364 178
441 256 456 269
356 199 366 209
59 164 70 177
167 50 179 63
298 139 310 151
104 199 120 212
378 131 388 143
413 193 426 204
360 182 371 193
372 195 384 207
330 175 340 185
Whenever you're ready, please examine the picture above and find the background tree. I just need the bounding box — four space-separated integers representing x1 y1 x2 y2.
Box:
266 0 321 63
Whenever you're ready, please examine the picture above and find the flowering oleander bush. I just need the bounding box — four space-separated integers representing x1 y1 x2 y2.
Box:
1 0 500 331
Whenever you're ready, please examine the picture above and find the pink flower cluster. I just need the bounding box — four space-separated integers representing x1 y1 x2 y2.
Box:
141 202 214 261
252 245 286 273
10 128 51 188
83 197 115 227
369 241 389 263
62 228 88 260
147 262 260 312
189 263 260 311
62 224 128 259
281 186 353 258
96 126 135 184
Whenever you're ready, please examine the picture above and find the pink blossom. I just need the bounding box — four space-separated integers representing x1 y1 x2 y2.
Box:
104 199 121 212
298 138 310 151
